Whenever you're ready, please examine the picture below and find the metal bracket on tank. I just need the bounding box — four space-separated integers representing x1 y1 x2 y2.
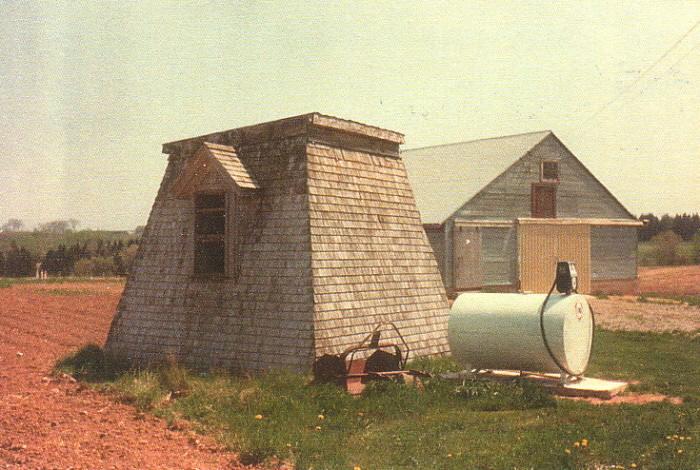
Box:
560 372 583 385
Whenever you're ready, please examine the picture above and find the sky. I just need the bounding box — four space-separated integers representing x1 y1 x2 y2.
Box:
1 1 699 230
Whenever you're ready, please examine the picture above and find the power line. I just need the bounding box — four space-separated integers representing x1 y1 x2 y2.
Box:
575 18 700 131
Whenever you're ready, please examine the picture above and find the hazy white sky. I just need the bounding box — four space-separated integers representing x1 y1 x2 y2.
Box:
1 1 699 230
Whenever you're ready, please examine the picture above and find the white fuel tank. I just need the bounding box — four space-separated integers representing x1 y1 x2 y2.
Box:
449 293 594 375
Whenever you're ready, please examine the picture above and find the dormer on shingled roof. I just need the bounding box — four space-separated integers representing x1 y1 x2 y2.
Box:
170 142 260 198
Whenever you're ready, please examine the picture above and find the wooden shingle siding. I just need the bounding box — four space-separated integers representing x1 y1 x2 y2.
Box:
307 142 450 358
591 226 638 280
424 228 446 285
107 136 316 372
107 114 450 372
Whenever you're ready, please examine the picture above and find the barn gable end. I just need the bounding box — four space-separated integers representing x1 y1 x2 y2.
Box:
403 131 639 295
106 113 450 371
454 133 634 221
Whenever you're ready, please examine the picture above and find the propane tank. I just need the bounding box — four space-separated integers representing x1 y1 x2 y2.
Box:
449 292 593 376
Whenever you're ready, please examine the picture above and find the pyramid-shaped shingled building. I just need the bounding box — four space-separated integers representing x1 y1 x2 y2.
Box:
106 113 450 371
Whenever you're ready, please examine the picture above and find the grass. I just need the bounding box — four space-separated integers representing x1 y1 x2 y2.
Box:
638 292 700 308
57 331 700 469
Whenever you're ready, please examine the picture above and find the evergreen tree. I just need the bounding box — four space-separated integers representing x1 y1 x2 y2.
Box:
638 213 660 241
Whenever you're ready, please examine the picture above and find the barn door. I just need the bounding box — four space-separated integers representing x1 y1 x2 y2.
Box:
518 223 591 293
453 226 482 290
531 184 557 218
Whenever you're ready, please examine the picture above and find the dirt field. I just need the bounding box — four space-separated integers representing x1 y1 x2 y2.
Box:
639 265 700 295
0 281 243 470
589 265 700 333
590 296 700 334
1 276 697 469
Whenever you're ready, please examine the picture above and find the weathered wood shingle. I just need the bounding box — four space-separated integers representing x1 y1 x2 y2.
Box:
106 113 450 371
307 143 450 358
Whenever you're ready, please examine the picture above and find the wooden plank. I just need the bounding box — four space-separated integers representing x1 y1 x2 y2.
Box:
518 218 642 226
518 222 591 293
474 370 628 399
453 225 482 289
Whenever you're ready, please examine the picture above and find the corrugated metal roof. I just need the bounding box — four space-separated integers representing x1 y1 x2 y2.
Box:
402 131 552 224
203 142 260 190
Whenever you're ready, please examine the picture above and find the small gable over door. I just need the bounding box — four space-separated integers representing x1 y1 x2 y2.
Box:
171 142 260 198
170 142 260 279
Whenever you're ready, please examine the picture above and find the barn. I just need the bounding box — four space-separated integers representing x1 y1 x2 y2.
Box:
106 113 450 371
402 131 641 295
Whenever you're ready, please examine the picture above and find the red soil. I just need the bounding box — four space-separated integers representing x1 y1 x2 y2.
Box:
0 281 244 470
565 393 683 406
639 265 700 295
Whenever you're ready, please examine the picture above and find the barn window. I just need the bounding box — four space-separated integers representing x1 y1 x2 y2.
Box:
194 193 226 275
541 161 559 182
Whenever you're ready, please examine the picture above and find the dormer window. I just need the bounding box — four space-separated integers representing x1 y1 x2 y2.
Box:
194 193 226 275
541 161 559 182
170 142 261 279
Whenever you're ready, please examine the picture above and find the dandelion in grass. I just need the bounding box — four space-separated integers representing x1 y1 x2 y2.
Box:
318 414 325 420
254 414 263 420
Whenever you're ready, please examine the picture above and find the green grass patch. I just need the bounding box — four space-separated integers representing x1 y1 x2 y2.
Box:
638 292 700 308
56 332 700 469
638 240 696 266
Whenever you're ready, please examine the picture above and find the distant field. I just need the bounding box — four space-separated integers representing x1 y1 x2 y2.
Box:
0 230 135 255
638 265 700 296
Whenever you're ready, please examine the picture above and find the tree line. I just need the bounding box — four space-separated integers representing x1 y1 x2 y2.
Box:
0 239 140 278
1 219 141 277
638 213 700 242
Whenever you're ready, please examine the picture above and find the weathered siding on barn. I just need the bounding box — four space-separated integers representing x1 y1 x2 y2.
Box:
452 134 633 221
481 226 517 287
307 142 450 358
591 226 637 280
453 226 482 289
